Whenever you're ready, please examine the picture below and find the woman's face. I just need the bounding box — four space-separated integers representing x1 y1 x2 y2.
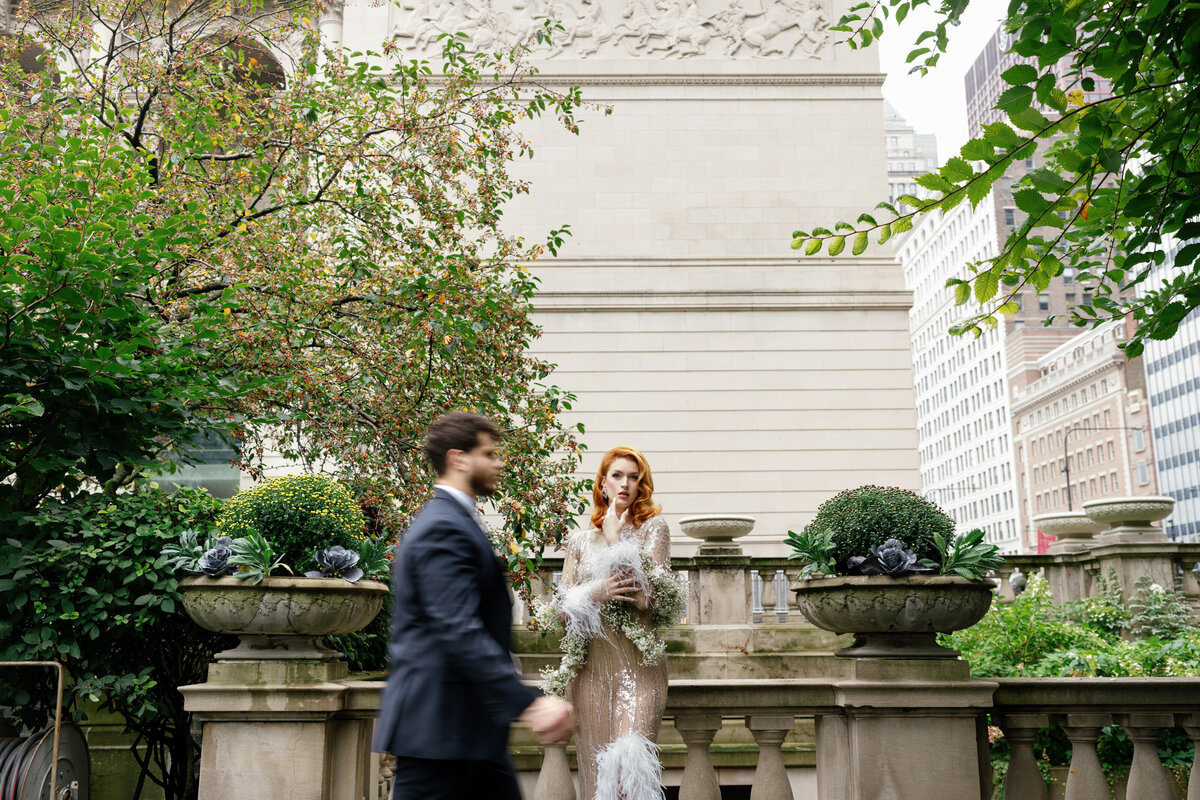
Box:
603 456 641 514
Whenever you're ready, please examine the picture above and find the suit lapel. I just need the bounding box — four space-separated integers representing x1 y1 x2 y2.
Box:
434 491 501 578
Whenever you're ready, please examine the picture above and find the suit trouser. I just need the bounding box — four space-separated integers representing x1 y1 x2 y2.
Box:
391 755 522 800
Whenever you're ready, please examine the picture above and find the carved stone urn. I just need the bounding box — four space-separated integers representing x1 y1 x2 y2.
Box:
180 576 388 661
791 575 997 658
1081 495 1174 543
1032 511 1108 553
678 515 755 552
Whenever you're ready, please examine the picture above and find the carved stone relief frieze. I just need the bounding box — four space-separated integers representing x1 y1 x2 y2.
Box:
387 0 831 60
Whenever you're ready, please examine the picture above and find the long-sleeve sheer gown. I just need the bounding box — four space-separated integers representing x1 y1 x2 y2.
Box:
556 515 671 800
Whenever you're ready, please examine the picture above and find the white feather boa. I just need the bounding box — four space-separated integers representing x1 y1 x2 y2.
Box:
594 732 665 800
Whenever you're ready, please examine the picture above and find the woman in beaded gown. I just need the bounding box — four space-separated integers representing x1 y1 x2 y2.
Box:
554 446 674 800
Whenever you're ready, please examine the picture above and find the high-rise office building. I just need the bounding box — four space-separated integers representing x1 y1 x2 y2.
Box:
1144 237 1200 541
899 191 1023 551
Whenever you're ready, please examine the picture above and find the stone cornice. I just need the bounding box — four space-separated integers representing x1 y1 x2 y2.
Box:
521 72 886 87
1011 355 1123 416
535 289 913 312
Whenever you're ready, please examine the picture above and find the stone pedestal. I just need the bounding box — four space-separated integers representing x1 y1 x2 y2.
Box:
815 659 995 800
180 660 367 800
1090 542 1179 603
688 546 751 625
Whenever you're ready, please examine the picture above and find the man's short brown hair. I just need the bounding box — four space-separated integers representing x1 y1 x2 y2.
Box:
424 412 502 475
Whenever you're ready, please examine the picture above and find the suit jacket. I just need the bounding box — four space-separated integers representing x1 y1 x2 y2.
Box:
373 489 540 761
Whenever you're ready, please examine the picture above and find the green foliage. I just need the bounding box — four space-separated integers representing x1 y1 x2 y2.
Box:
784 527 837 578
1127 575 1200 640
1061 569 1130 637
808 485 954 570
160 529 214 574
0 0 591 608
226 531 288 584
946 574 1200 678
0 108 244 518
354 535 396 582
216 474 366 573
0 485 234 800
921 528 1005 580
793 0 1200 354
946 575 1115 677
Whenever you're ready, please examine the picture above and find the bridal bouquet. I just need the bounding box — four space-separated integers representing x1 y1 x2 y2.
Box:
535 542 685 698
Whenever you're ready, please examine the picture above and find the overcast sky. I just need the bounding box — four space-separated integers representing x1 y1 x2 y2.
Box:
876 0 1010 164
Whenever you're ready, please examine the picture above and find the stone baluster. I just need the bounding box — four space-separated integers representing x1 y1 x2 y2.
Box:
772 569 791 622
747 715 795 800
750 570 765 623
1181 713 1200 800
995 713 1049 800
533 741 577 800
760 570 776 619
676 715 722 800
1053 713 1111 800
994 565 1017 602
378 753 395 800
1176 560 1200 611
1115 713 1176 800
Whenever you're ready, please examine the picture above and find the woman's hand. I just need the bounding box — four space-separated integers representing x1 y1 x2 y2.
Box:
592 573 642 604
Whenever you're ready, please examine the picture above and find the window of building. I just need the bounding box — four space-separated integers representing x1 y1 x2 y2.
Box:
1025 157 1036 169
1111 471 1119 491
1100 475 1107 493
1136 461 1149 485
1133 427 1145 450
1004 208 1016 226
1039 295 1050 312
1104 410 1111 426
1066 293 1076 305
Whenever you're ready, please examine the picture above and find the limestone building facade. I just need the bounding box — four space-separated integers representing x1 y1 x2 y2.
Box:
338 0 924 553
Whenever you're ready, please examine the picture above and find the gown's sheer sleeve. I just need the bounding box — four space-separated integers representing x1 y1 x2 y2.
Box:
645 517 680 627
555 531 605 639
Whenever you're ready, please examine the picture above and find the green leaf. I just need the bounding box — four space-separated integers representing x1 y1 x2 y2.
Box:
954 283 971 305
960 138 994 162
878 224 892 245
940 157 974 183
997 85 1034 114
975 270 1000 304
1001 64 1038 85
804 238 822 255
852 231 869 255
828 236 846 256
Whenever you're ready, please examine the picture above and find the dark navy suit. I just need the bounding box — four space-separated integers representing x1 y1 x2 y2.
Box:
373 489 540 798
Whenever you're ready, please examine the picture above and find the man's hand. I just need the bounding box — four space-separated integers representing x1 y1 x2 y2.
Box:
520 696 575 744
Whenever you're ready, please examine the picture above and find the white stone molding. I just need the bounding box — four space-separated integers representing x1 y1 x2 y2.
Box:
387 0 832 60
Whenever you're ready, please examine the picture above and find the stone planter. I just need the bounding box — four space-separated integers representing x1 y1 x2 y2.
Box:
678 515 755 551
1082 496 1174 543
180 576 388 661
791 575 996 658
1033 511 1108 553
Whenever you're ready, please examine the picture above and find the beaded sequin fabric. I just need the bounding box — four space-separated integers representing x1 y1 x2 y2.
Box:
557 516 671 800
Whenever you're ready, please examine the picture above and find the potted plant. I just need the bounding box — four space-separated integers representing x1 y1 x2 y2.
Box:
786 485 1003 658
164 474 392 661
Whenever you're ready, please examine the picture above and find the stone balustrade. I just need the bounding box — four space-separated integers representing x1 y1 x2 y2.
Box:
319 673 1200 800
528 542 1200 629
992 678 1200 800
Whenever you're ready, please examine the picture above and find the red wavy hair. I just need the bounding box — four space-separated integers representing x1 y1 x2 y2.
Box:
590 446 662 530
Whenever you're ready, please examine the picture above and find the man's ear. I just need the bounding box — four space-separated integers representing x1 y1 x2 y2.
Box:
446 448 466 472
